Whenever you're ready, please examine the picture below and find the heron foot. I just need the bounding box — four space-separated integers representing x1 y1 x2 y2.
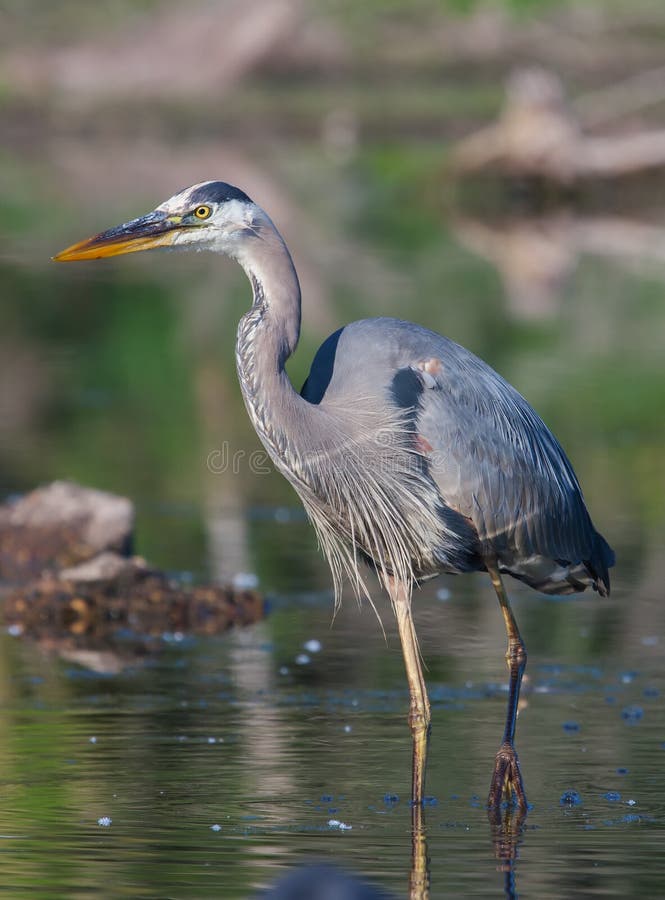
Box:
488 741 527 811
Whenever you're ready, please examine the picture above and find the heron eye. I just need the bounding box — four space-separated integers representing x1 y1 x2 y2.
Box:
194 205 212 220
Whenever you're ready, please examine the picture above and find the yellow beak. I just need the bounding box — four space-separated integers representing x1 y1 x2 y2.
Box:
54 211 184 261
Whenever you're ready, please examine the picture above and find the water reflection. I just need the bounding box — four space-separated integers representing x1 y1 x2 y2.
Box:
487 804 527 900
1 570 663 897
3 557 545 899
407 709 530 900
253 797 528 899
260 862 395 899
452 210 665 320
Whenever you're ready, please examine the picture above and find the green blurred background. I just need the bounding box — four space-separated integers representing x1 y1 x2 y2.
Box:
1 1 665 896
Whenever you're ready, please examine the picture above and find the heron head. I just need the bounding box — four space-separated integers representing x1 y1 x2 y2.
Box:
54 181 258 261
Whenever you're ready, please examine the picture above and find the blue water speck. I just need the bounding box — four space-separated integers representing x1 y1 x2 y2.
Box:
320 795 333 803
622 814 641 824
303 639 322 653
383 793 399 807
97 816 112 827
643 687 659 698
603 791 621 802
560 790 582 807
162 631 185 644
562 721 580 733
295 654 311 666
617 768 629 776
621 705 644 724
210 824 221 832
423 796 438 807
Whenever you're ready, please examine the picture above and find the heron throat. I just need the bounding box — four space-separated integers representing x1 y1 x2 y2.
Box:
233 214 305 476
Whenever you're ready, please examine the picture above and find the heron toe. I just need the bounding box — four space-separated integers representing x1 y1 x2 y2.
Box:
488 741 527 810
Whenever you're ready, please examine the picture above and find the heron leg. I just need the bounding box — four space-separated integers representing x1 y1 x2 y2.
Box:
389 578 431 809
487 563 528 811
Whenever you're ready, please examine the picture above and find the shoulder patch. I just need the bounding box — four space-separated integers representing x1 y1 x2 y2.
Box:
410 357 443 389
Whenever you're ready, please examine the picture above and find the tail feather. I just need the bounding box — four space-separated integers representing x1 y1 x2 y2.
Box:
585 530 615 598
499 528 615 597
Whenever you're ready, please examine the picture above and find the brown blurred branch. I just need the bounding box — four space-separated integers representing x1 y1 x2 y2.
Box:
575 64 665 129
452 67 665 183
6 0 301 103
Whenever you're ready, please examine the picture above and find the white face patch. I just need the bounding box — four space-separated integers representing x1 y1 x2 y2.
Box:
157 182 214 214
210 199 254 236
156 184 257 252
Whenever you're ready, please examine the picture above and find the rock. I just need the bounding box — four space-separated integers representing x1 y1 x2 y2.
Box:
59 551 145 583
3 553 264 643
0 481 134 581
0 482 264 659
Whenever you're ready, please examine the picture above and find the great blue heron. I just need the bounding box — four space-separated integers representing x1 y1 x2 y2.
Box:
55 181 615 812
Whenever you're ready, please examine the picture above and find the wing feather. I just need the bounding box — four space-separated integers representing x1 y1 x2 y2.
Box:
301 317 613 597
411 348 614 594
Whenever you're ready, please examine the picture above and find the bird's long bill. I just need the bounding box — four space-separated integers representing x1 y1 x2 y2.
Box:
54 210 182 261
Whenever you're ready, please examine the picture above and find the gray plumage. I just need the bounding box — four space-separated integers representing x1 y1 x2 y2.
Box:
216 180 614 605
300 318 613 598
54 178 616 812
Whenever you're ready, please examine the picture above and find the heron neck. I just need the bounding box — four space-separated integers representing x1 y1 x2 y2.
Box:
234 222 305 468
